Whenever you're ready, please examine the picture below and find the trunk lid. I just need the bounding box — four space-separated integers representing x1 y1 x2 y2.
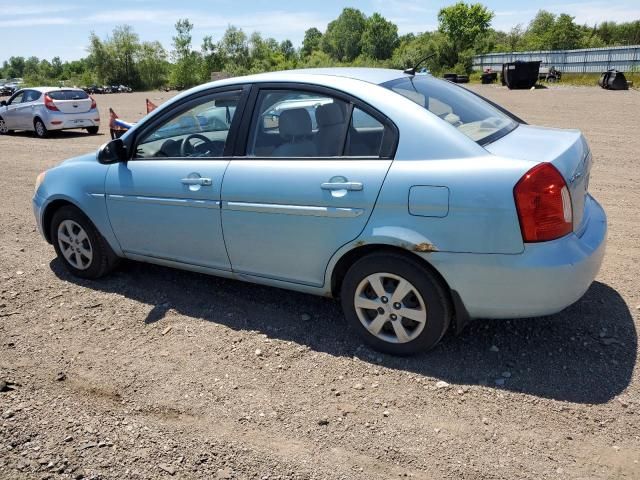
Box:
47 90 92 114
485 124 592 233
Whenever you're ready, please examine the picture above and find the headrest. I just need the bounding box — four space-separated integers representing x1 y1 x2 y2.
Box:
316 102 345 127
279 108 312 137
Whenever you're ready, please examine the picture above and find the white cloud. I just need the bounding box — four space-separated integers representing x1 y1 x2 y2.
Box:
2 17 72 27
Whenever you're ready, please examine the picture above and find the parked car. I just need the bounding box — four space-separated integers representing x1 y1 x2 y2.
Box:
84 85 105 95
0 87 100 137
32 68 606 355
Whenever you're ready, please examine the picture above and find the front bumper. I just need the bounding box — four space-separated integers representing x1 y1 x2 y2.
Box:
33 192 46 240
427 194 607 319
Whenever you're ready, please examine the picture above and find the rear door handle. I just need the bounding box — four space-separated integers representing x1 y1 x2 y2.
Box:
181 177 212 186
321 182 363 191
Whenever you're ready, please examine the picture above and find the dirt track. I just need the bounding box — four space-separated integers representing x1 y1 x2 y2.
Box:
1 85 639 479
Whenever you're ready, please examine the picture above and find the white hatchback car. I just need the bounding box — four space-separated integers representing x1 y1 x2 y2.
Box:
0 87 100 138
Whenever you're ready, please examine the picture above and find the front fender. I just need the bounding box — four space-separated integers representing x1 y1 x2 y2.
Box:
35 154 122 256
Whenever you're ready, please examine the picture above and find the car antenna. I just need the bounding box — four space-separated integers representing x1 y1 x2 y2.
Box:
403 53 436 76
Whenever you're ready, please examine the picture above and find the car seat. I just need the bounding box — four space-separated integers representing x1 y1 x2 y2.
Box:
271 108 317 157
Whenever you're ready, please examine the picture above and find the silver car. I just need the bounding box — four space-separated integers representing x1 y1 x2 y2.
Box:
0 87 100 137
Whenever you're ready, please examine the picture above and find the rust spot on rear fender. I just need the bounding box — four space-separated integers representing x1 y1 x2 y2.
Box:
413 242 438 253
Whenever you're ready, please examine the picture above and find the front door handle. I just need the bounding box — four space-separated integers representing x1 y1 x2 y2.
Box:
181 177 212 186
321 182 363 191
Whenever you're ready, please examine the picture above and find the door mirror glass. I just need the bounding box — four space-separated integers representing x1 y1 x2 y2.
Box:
0 100 6 107
98 138 127 164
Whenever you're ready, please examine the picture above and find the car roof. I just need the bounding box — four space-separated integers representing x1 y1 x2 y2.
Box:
25 87 84 93
239 68 410 85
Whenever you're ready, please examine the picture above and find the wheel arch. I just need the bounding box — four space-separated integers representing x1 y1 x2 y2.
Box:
329 242 471 334
42 199 79 243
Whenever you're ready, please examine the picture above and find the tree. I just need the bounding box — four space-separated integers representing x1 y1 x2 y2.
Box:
87 33 113 84
200 35 223 81
438 2 494 53
218 25 249 73
280 39 295 61
138 41 169 89
437 2 493 72
111 25 140 86
322 8 367 61
301 28 322 57
171 18 200 87
361 13 398 60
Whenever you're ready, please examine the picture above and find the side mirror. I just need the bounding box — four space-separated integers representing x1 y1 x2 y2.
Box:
0 101 6 107
97 138 127 164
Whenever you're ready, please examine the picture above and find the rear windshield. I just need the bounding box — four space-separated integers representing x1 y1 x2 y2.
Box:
47 90 89 100
382 75 517 145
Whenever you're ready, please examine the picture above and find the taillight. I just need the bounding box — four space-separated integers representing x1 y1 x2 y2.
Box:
44 94 59 111
90 96 96 109
514 163 573 242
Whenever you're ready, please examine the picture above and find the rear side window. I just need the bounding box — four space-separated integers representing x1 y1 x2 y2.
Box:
346 108 386 156
246 88 397 158
48 90 89 100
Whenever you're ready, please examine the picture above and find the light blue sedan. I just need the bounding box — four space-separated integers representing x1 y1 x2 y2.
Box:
32 68 607 355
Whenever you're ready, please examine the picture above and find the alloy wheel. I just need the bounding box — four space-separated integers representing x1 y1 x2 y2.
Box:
354 272 427 344
57 220 93 270
35 121 45 137
0 118 7 134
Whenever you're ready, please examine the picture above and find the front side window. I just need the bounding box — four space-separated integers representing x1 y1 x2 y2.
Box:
135 91 241 159
8 92 24 105
382 75 517 145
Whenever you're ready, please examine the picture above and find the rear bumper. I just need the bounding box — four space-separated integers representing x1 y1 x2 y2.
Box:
426 194 607 319
43 109 100 130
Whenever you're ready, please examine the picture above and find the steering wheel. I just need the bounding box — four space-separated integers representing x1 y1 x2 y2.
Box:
180 133 214 157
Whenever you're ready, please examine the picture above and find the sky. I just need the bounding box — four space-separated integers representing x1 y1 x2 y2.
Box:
2 0 640 61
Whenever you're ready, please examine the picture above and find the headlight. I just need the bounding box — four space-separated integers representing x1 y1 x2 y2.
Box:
35 171 46 194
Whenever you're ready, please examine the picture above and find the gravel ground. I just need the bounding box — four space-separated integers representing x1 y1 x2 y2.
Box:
0 85 638 479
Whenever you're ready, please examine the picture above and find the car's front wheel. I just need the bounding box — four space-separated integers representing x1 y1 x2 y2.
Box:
0 116 12 135
34 118 48 138
51 205 118 279
340 252 451 355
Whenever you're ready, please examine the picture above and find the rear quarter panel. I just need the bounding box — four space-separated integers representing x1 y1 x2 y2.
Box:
364 154 536 255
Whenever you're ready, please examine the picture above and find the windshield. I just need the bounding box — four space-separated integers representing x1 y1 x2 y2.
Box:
382 75 517 145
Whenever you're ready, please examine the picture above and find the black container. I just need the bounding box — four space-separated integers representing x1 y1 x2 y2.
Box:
598 69 629 90
481 72 498 84
502 61 541 89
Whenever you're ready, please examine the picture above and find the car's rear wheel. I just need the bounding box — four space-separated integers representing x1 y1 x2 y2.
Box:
51 205 118 279
86 126 99 135
340 252 451 355
34 118 48 138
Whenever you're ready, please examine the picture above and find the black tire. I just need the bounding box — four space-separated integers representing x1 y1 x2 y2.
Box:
34 118 48 138
340 252 451 355
0 116 12 135
86 126 99 135
50 205 118 279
